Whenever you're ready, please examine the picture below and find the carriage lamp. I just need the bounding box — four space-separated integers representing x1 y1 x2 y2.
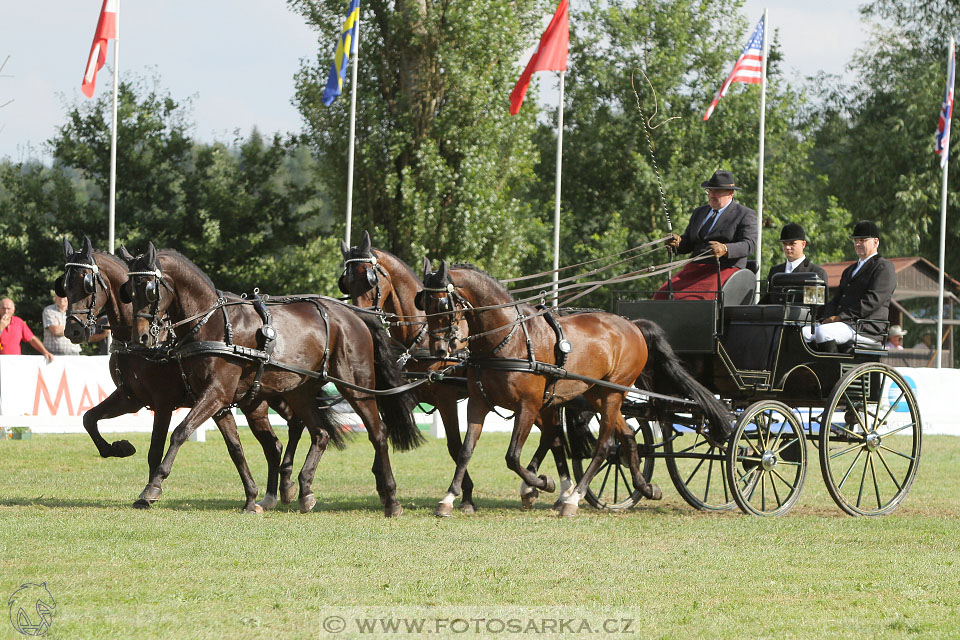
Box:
803 284 825 306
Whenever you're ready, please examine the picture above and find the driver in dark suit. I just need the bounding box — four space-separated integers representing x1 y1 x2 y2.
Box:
657 170 757 300
802 220 897 351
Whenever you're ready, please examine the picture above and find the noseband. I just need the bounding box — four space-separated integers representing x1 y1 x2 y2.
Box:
422 282 472 351
127 267 175 341
339 256 389 310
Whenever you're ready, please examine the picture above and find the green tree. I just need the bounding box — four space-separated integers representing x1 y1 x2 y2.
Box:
812 0 960 271
524 0 848 306
288 0 552 274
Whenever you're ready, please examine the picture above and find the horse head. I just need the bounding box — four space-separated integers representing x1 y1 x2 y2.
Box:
56 235 113 344
418 259 465 358
338 231 391 308
121 241 175 348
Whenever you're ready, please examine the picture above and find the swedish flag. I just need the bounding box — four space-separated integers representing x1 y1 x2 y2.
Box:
322 0 361 106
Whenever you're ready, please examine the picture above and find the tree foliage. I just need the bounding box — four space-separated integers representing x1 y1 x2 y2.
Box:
288 0 552 274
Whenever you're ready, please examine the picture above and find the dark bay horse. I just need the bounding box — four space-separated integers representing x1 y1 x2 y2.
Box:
122 243 423 516
419 261 732 516
57 237 306 512
339 232 572 514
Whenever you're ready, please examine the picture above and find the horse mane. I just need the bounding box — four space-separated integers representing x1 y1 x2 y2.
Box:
157 249 218 292
449 263 515 301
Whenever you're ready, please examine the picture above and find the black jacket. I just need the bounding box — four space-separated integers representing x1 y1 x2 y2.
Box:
760 257 828 303
823 254 897 338
677 201 758 270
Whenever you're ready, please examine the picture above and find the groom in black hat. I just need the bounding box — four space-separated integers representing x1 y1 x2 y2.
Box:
761 223 828 301
801 220 897 351
657 170 757 299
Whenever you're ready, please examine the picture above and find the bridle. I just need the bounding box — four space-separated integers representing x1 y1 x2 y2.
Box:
419 279 474 355
126 266 175 343
338 255 389 311
57 260 109 338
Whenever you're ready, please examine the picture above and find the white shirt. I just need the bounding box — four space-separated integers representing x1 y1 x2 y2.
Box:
784 256 805 274
852 252 878 277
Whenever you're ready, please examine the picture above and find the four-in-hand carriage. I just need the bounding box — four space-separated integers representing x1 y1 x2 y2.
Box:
568 270 922 516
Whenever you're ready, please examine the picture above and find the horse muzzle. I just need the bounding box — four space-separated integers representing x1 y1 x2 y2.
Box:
64 316 89 344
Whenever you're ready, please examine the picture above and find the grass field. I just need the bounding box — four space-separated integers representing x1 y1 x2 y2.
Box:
2 428 959 639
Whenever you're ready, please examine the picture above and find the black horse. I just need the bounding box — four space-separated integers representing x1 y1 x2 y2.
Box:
121 242 422 516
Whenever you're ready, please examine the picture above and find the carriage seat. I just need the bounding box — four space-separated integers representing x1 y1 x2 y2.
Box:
724 304 812 324
721 268 757 306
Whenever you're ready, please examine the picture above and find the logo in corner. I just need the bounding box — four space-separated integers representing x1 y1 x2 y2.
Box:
8 583 56 636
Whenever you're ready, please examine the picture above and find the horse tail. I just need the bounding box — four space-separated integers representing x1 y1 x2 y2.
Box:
562 396 596 459
634 318 733 439
356 312 425 451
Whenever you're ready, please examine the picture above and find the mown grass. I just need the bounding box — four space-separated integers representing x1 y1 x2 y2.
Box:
1 428 959 639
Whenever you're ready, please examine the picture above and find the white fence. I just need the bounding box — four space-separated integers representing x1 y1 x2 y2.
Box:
0 355 957 436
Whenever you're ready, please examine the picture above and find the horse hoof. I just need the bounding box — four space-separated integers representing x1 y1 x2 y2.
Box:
257 495 277 512
299 493 317 514
279 482 297 504
110 440 137 457
137 486 162 504
435 502 454 517
132 499 151 509
521 490 539 510
643 484 663 501
559 502 579 517
540 475 556 493
552 499 566 511
385 504 403 518
459 502 477 515
246 504 265 515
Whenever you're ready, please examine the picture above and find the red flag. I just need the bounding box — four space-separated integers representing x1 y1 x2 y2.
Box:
509 0 568 115
81 0 118 98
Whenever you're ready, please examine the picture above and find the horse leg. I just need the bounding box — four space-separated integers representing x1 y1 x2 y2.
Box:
282 393 333 513
134 395 228 509
519 419 553 510
212 411 261 513
435 394 477 513
145 410 173 495
82 389 143 458
243 403 283 512
436 398 488 517
268 398 303 504
352 397 403 517
504 404 556 507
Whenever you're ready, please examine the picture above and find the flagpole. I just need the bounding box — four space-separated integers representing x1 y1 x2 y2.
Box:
108 0 119 256
343 9 360 247
937 37 954 369
754 8 768 303
552 73 564 307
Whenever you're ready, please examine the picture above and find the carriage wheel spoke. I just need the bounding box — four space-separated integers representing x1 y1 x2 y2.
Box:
616 462 633 502
837 447 866 491
612 460 620 504
761 472 767 511
855 450 870 508
737 464 760 490
596 461 613 501
684 456 708 487
702 456 716 503
876 422 916 439
829 441 865 460
745 469 762 502
842 390 868 433
878 444 916 461
771 467 795 495
869 453 882 510
773 437 799 457
875 449 904 492
876 389 905 428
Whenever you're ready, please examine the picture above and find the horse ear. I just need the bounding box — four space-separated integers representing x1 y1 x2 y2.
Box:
422 257 431 278
437 260 448 280
62 238 75 259
360 231 371 253
340 239 350 258
82 235 94 257
117 245 135 263
145 241 157 266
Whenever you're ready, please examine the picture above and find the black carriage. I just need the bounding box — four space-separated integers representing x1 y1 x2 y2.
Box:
568 269 922 516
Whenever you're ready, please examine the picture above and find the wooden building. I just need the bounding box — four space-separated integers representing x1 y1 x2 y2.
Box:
821 257 959 368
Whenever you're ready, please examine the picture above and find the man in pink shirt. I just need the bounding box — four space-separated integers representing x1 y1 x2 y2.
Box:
0 297 54 361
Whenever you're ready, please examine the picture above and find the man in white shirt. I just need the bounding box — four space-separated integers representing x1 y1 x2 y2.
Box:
764 223 828 296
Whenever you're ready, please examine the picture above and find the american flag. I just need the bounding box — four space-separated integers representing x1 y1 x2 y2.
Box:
936 40 955 168
703 16 765 121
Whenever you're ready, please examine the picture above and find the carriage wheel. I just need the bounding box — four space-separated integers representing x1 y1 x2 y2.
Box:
566 407 660 511
726 400 807 516
663 417 736 512
819 363 922 516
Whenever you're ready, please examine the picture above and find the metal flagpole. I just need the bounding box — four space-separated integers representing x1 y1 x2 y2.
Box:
108 0 119 255
344 8 360 247
754 8 768 303
552 73 564 307
937 37 954 369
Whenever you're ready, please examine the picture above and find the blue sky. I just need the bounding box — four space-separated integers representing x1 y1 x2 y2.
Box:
0 1 865 162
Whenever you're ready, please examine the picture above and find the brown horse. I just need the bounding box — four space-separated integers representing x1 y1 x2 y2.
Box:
338 232 573 514
56 237 307 512
122 243 422 516
419 261 732 516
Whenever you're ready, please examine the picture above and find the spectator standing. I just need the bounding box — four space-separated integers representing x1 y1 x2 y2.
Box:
43 294 82 355
0 297 54 362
